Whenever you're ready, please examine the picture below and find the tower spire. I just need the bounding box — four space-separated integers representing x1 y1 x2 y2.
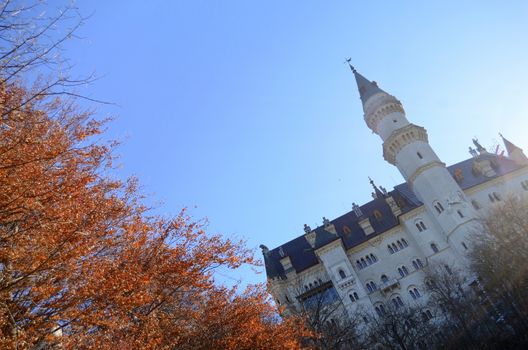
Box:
499 133 528 165
369 177 385 199
345 59 388 105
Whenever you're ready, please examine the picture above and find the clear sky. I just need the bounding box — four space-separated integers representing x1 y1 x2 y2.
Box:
60 0 528 286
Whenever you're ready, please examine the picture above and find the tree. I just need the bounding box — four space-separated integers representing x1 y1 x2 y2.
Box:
469 194 528 347
0 1 308 348
362 302 435 350
288 279 364 350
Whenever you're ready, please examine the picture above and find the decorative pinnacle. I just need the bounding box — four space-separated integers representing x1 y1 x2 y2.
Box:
344 57 356 73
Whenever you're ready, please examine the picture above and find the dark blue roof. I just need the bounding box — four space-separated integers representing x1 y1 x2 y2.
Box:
263 155 523 280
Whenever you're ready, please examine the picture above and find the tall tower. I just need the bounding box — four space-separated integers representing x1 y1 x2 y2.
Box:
348 63 476 258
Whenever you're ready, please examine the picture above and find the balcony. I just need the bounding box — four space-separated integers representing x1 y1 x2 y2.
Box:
380 278 400 295
337 275 355 290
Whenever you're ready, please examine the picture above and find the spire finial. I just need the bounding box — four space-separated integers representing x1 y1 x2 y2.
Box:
369 176 385 198
344 57 356 73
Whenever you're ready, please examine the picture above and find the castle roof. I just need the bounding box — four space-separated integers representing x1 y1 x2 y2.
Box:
263 154 523 280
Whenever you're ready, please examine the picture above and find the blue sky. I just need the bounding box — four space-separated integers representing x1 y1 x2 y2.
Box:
61 0 528 286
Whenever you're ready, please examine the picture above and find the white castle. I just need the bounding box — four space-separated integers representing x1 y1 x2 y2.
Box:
261 64 528 323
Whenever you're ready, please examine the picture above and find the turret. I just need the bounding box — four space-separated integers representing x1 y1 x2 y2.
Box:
500 133 528 166
347 62 477 259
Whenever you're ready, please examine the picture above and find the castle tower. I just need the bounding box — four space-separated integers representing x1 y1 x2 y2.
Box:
348 63 476 258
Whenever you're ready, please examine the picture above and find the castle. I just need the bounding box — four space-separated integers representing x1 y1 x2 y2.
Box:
261 64 528 323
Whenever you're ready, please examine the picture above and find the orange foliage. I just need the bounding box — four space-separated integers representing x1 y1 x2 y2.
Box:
0 82 308 349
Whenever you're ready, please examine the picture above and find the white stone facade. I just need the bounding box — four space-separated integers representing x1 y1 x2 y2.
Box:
261 68 528 325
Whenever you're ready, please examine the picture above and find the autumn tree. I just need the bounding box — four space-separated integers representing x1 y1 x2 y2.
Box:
0 1 308 349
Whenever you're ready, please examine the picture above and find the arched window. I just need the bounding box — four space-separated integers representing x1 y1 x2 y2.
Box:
309 283 313 288
409 289 416 299
409 287 421 299
381 275 389 284
401 238 408 247
360 258 366 267
472 199 481 210
412 260 418 270
434 201 444 214
417 152 423 159
349 294 356 302
375 304 386 316
392 243 399 252
416 220 427 232
388 245 394 254
392 296 404 308
416 259 424 268
488 193 495 202
398 267 404 277
457 210 464 218
366 255 372 264
366 282 373 293
356 260 362 269
314 280 318 286
338 269 346 279
430 243 439 253
371 254 377 263
397 240 404 249
416 223 422 231
354 292 359 300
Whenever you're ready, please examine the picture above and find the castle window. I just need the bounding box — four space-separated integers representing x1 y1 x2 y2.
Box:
409 287 421 300
416 220 427 232
434 201 444 214
338 269 346 279
417 152 423 159
309 283 313 288
392 296 404 308
412 260 418 270
457 210 464 218
430 243 439 253
366 255 373 264
488 193 495 202
361 258 366 267
366 281 377 293
375 304 386 316
471 200 481 210
461 242 468 250
381 275 389 284
392 243 399 252
388 245 394 254
349 291 359 302
397 240 404 249
356 260 362 269
401 238 408 247
370 254 377 263
398 265 409 277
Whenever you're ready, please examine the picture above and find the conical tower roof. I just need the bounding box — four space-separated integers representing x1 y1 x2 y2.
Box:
346 61 388 104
